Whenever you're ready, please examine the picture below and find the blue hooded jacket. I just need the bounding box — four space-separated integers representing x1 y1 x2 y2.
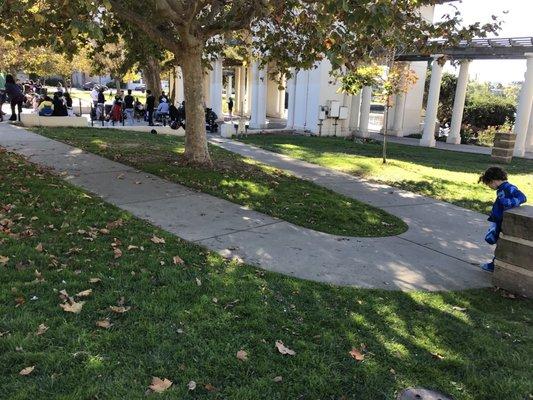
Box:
488 181 527 226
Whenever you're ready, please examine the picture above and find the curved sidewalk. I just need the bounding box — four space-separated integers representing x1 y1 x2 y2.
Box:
0 123 491 291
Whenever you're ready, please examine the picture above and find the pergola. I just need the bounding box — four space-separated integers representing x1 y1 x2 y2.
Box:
396 37 533 157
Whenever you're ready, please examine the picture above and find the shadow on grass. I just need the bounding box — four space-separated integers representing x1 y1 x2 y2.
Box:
0 149 531 400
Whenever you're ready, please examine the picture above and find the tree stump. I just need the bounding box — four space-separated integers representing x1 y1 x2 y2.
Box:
491 132 516 164
493 205 533 298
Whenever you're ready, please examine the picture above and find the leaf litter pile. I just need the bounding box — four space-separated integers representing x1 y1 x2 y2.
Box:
0 149 532 400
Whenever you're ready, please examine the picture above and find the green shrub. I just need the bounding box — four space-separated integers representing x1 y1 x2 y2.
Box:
463 97 515 129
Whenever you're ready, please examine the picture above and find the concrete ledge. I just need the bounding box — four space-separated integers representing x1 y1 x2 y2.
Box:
21 114 88 128
494 237 533 271
493 139 515 149
493 205 533 298
493 260 533 298
501 206 533 240
491 147 513 157
94 125 185 137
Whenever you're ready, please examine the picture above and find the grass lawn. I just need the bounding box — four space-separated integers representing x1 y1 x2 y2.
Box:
1 148 532 399
31 127 406 237
239 134 533 215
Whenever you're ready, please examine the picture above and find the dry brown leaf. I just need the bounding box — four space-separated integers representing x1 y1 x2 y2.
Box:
113 248 123 259
89 277 102 284
151 235 166 244
99 228 110 234
109 305 131 314
188 381 196 391
431 352 444 360
76 289 93 298
0 255 9 265
35 243 44 252
195 277 202 286
204 383 217 392
275 340 295 356
127 245 139 251
106 219 123 230
236 350 248 361
149 377 172 393
60 301 85 313
172 255 184 265
35 324 49 336
273 376 283 383
349 348 365 362
34 270 45 283
19 366 35 376
96 319 113 329
452 306 467 312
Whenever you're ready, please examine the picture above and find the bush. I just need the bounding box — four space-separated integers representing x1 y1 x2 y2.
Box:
463 97 515 129
44 77 64 87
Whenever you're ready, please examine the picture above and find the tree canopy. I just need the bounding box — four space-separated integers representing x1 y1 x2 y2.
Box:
0 0 500 166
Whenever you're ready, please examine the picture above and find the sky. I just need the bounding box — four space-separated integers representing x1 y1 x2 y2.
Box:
435 0 533 83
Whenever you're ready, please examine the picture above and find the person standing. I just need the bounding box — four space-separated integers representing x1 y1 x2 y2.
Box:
90 86 99 108
146 89 155 126
124 89 135 125
4 74 25 121
228 97 234 117
96 87 106 121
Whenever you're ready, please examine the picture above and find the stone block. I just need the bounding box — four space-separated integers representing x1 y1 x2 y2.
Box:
493 205 533 298
490 155 513 164
501 206 533 240
494 132 516 142
493 139 515 149
494 237 533 272
220 123 236 138
493 260 533 298
491 147 513 158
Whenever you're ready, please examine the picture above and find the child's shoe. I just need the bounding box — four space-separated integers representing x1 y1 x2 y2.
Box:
481 261 495 272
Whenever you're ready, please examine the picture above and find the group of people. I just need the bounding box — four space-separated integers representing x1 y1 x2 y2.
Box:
0 74 75 121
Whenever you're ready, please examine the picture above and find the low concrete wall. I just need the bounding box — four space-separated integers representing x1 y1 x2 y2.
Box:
491 132 516 164
94 125 185 137
21 114 88 128
493 205 533 298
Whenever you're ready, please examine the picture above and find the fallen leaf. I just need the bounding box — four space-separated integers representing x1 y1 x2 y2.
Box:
0 255 9 265
96 319 113 329
127 245 139 250
188 381 196 391
149 377 172 393
151 235 166 244
452 306 467 312
35 324 49 336
273 376 283 383
116 173 125 180
76 289 93 298
172 255 184 265
89 277 101 284
195 277 202 286
236 350 248 361
431 352 444 360
19 366 35 376
35 243 44 252
99 228 110 234
106 219 123 230
60 301 85 313
349 348 365 362
109 305 130 313
275 340 295 356
204 383 217 392
113 248 122 259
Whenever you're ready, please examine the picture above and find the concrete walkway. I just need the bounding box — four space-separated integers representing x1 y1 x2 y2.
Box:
0 123 492 291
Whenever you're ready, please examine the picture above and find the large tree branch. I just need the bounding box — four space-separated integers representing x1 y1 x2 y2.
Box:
107 0 183 53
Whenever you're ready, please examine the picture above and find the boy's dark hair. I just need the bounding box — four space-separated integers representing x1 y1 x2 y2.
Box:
479 167 508 184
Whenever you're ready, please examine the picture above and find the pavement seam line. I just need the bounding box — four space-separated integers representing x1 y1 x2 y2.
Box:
193 221 283 243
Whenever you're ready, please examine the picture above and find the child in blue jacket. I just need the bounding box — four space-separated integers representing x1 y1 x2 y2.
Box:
478 167 527 272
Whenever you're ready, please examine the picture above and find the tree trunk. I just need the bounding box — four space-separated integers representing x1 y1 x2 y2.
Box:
144 56 162 100
180 46 212 166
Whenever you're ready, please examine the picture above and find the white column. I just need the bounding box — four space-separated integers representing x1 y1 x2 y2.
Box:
447 60 471 144
513 54 533 157
234 68 241 114
286 70 297 129
357 86 372 137
209 59 223 117
226 74 233 101
244 65 252 115
249 61 267 129
176 67 184 105
348 93 361 132
391 92 406 136
421 57 444 147
525 101 533 152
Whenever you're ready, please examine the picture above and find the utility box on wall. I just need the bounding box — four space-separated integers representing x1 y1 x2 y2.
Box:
327 100 341 118
338 106 349 120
